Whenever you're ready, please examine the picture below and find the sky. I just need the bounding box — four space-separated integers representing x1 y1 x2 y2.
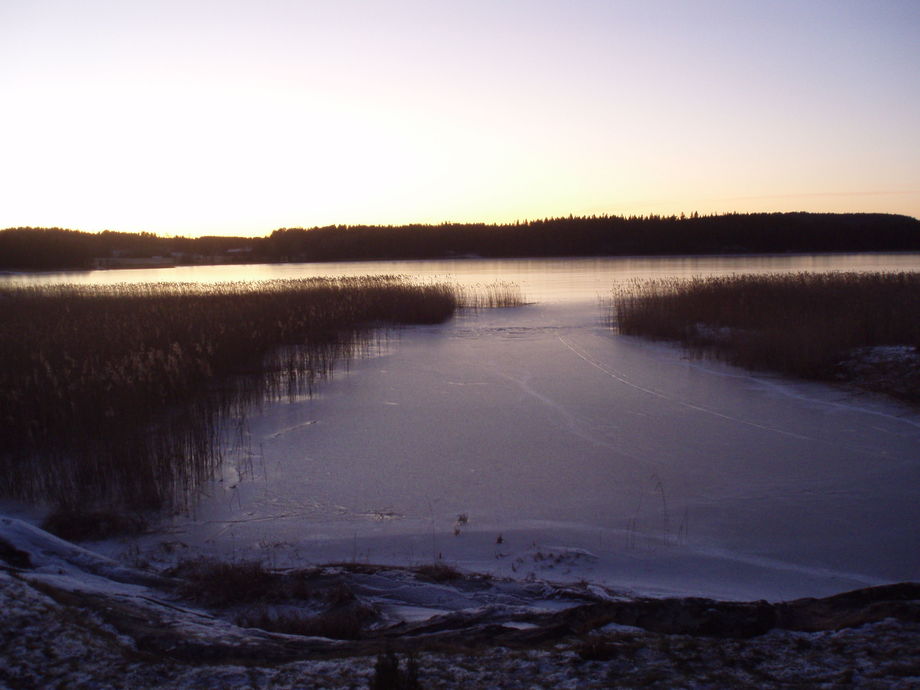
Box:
2 0 918 237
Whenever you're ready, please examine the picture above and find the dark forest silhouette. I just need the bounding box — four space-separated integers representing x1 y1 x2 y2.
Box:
2 212 920 271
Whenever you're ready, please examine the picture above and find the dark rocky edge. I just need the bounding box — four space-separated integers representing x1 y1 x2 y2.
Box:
2 524 919 687
3 540 917 663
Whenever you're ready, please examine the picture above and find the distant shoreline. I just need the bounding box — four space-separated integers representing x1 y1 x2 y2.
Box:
3 212 920 272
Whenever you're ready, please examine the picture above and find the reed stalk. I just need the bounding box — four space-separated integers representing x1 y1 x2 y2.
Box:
610 272 920 401
0 277 458 512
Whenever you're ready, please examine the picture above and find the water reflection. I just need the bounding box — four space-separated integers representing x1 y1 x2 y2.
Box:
4 253 920 303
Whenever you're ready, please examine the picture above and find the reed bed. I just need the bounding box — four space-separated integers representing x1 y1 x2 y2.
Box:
0 277 458 512
457 281 526 309
611 272 920 401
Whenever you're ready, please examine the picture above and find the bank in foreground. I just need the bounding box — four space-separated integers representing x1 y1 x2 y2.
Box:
1 516 918 688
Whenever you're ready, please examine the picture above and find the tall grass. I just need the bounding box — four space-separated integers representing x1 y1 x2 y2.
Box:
457 281 525 309
0 277 458 511
610 272 920 400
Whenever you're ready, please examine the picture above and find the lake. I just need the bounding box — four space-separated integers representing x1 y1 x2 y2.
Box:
6 252 920 302
9 253 920 601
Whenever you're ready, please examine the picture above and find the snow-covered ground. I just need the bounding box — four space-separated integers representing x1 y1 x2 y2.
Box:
86 296 920 603
3 514 919 688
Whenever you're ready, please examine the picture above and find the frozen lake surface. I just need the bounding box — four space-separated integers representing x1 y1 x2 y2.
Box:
12 254 920 601
122 300 919 602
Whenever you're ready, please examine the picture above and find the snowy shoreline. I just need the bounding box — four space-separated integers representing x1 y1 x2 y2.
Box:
2 515 919 688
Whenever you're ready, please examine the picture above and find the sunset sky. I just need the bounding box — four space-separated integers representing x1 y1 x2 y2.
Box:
2 0 918 237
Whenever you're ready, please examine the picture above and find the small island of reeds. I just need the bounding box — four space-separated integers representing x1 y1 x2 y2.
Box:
0 277 462 518
611 272 920 403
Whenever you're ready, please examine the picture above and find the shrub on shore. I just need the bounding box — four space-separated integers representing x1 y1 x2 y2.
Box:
0 278 458 512
610 272 920 401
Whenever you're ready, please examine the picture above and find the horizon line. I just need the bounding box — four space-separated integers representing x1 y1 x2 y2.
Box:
4 209 920 239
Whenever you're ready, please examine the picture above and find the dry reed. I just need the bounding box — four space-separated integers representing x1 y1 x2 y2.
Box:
0 277 458 512
610 272 920 400
457 281 525 309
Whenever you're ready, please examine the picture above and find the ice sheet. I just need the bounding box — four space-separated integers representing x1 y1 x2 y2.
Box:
107 301 920 601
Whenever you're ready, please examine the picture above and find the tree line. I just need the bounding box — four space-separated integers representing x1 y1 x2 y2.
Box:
0 228 260 271
2 212 919 271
